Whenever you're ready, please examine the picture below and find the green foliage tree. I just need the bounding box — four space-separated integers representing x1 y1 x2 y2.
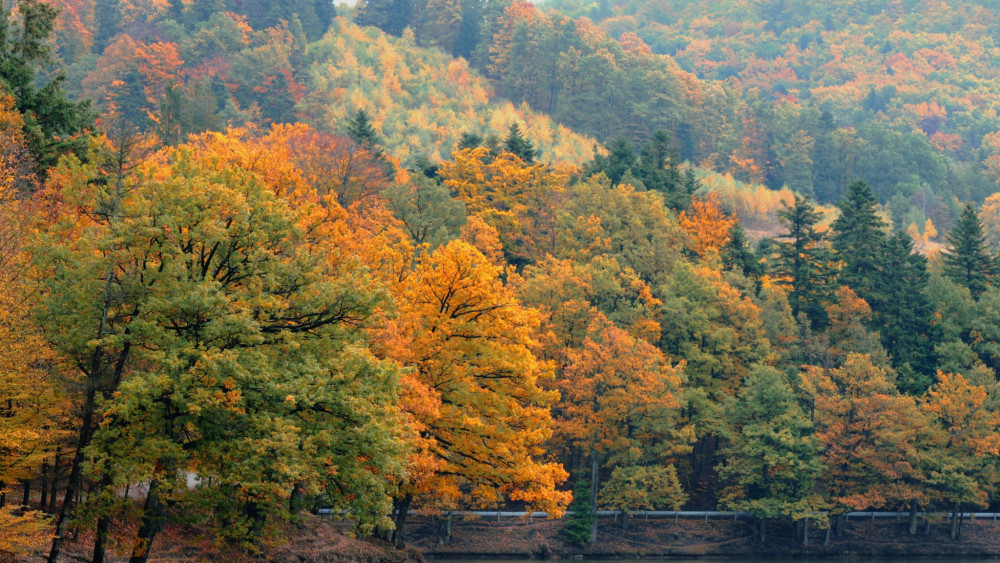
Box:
504 122 535 163
879 230 937 393
562 476 596 546
384 175 467 249
717 366 826 542
0 0 94 175
831 180 888 309
775 194 831 329
721 223 762 283
943 203 996 298
346 108 383 157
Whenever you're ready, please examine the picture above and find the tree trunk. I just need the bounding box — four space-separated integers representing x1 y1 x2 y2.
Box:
47 384 99 563
958 503 965 541
48 449 61 513
129 479 166 563
908 500 919 535
0 480 5 508
40 461 48 509
93 472 117 563
289 483 304 518
836 513 845 537
950 503 959 540
802 518 809 547
589 454 599 544
93 514 112 563
390 494 413 549
436 512 453 545
759 517 766 543
621 510 629 531
823 523 831 547
21 479 30 507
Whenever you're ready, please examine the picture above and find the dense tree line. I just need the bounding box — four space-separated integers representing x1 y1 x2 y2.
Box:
11 0 1000 560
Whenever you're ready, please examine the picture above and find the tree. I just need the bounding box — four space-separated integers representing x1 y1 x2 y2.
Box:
879 230 937 393
376 239 571 547
721 223 762 282
0 0 94 174
803 354 930 535
35 137 407 561
559 313 692 537
942 203 996 298
504 122 535 163
920 372 1000 539
678 193 738 260
830 180 887 309
384 175 467 249
775 194 831 329
346 108 383 156
562 476 596 546
717 366 825 543
0 101 59 555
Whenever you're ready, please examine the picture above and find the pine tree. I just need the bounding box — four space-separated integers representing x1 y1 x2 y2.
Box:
722 223 762 282
831 180 887 309
776 194 831 329
93 0 122 52
637 130 689 210
504 122 535 163
562 476 596 546
347 109 383 157
879 230 937 394
457 130 483 150
0 0 94 175
943 203 996 298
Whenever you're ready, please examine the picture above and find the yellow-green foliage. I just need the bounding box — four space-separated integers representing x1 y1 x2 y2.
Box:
695 167 836 238
299 19 597 166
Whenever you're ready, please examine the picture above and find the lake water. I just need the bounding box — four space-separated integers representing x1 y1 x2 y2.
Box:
433 559 1000 562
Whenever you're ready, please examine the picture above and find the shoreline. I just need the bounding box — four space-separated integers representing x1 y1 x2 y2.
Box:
404 515 1000 560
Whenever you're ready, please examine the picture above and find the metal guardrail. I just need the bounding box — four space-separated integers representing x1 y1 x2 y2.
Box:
316 509 1000 521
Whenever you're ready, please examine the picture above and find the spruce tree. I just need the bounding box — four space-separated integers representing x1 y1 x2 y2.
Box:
943 203 996 298
562 476 596 546
776 194 831 329
637 129 690 210
722 223 762 283
504 122 535 163
346 108 383 157
0 0 94 175
830 180 887 309
93 0 122 52
457 130 483 150
879 230 937 394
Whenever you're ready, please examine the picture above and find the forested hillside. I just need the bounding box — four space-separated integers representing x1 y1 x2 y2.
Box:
8 0 1000 561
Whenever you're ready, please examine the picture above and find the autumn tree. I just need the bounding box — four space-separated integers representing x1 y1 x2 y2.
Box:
678 193 738 260
804 354 931 537
376 239 571 547
559 313 692 535
35 137 407 561
0 97 57 556
920 372 1000 539
441 146 565 267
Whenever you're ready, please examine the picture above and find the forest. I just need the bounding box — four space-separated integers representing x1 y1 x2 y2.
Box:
7 0 1000 560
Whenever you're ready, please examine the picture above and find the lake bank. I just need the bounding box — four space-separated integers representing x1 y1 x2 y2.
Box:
404 514 1000 560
